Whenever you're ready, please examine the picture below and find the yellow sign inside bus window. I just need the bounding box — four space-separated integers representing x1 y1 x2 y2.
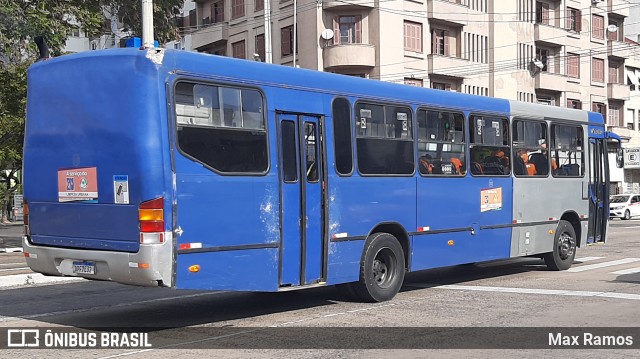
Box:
481 187 502 212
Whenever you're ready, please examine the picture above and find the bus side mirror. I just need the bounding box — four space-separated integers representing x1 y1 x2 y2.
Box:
616 148 624 168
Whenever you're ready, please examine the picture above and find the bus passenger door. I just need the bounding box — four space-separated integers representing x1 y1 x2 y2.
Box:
587 137 608 243
277 113 325 286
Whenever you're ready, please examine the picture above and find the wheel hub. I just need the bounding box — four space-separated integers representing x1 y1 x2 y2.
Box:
558 232 575 260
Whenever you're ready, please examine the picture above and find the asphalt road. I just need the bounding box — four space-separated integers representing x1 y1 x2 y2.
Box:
1 220 639 358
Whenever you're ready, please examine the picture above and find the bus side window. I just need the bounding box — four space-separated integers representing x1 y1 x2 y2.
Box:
551 124 584 178
417 109 466 176
175 81 268 174
469 115 510 176
512 119 548 177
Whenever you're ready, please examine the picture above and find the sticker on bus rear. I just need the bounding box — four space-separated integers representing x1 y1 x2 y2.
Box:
481 187 502 212
113 175 130 204
57 167 98 202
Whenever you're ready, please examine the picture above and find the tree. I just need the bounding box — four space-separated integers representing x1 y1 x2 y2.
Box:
0 0 182 222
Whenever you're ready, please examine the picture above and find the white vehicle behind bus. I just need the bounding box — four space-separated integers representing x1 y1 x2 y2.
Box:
610 194 640 220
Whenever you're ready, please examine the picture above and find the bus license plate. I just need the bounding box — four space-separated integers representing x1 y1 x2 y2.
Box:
72 261 96 275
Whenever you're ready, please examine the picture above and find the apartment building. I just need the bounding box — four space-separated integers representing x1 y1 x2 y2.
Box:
183 0 632 106
180 0 638 189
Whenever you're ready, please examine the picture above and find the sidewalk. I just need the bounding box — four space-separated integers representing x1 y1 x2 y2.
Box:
0 221 24 253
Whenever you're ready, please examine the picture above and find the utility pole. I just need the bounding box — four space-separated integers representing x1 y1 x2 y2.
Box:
141 0 155 48
264 0 273 63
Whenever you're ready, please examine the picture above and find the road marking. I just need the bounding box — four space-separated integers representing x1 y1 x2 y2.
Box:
574 256 604 262
0 273 84 289
0 267 29 272
0 247 23 253
567 258 640 272
611 267 640 275
0 262 25 267
426 284 640 301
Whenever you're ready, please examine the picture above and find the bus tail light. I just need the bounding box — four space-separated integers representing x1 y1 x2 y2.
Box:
23 200 30 236
139 197 164 244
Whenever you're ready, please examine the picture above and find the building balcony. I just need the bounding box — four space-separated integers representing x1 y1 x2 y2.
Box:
534 72 566 92
427 54 474 77
323 43 376 70
191 23 229 51
322 0 374 9
608 40 635 60
609 126 632 140
608 0 630 18
534 24 567 47
608 83 630 100
428 0 470 26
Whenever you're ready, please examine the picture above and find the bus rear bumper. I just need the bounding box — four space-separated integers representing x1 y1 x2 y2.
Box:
22 235 174 287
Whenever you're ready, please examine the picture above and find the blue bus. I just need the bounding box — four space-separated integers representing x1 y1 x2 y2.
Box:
23 48 619 302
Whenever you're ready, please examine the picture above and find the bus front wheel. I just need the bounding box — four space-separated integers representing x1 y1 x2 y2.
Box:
543 220 576 271
352 232 405 302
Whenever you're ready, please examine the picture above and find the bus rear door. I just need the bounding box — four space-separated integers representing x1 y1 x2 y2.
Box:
587 126 608 243
278 113 326 287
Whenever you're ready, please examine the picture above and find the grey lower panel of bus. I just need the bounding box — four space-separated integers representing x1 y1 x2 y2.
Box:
23 235 174 287
510 177 589 257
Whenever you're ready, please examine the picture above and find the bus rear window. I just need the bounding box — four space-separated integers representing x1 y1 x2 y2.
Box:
175 82 268 174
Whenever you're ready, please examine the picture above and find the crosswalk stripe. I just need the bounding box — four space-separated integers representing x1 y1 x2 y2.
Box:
430 284 640 301
567 258 640 273
0 273 84 289
0 267 30 272
574 256 604 262
611 267 640 275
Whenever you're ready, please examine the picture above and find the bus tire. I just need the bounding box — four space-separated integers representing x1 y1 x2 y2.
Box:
543 220 577 271
352 232 405 302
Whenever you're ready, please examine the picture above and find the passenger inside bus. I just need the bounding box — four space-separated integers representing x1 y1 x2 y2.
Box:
419 154 434 174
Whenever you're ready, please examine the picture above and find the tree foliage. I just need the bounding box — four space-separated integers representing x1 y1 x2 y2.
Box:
0 0 182 221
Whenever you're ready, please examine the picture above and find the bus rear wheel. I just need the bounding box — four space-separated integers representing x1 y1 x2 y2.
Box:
543 220 576 271
352 232 405 302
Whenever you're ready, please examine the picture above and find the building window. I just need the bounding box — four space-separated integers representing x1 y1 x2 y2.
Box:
232 40 245 59
627 109 636 131
608 102 623 127
592 14 604 40
404 21 422 53
566 53 579 78
567 99 582 109
537 95 554 106
592 58 604 82
608 19 622 41
609 61 620 84
431 29 450 56
431 82 451 91
212 1 224 23
593 102 606 119
535 48 549 72
231 0 245 20
281 25 295 56
255 34 265 62
333 16 362 45
566 7 581 32
255 0 264 12
535 1 549 25
404 78 423 87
